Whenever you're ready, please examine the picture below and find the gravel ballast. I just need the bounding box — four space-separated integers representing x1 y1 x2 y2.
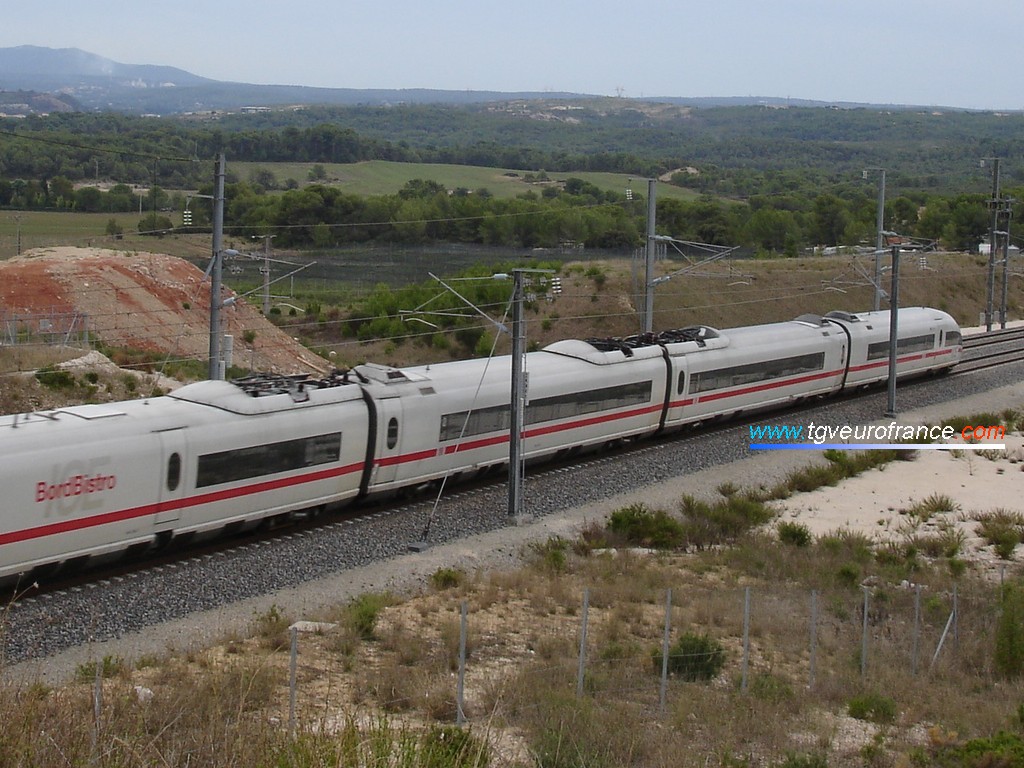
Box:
4 362 1023 685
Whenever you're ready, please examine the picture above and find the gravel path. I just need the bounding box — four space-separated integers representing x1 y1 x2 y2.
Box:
4 362 1024 685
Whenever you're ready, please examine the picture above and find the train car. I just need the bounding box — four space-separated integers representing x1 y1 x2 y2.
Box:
825 308 961 387
662 315 848 428
0 306 963 587
0 375 370 585
355 341 668 496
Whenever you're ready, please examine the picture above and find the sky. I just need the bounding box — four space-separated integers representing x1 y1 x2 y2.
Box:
2 0 1021 111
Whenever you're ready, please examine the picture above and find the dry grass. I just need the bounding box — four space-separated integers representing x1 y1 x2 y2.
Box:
4 518 1021 767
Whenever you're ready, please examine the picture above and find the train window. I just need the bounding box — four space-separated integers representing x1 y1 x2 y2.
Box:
677 371 686 395
387 417 399 449
166 452 181 492
945 330 962 347
439 381 653 441
691 352 825 394
866 334 934 360
196 432 342 488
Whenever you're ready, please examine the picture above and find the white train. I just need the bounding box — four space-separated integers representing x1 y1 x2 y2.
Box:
1 307 961 585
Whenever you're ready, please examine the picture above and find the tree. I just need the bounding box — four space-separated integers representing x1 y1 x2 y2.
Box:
75 186 104 213
138 213 173 236
812 194 850 246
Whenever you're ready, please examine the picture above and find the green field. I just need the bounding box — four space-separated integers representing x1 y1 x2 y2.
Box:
231 160 700 201
0 161 700 259
0 211 206 261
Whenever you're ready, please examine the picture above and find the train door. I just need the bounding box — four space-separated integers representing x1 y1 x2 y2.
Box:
155 428 187 525
372 395 405 488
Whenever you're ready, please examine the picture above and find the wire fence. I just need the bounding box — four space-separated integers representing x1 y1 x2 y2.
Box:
223 578 1005 734
1 310 93 348
68 574 1017 767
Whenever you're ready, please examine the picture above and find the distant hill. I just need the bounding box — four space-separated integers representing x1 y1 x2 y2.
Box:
0 45 932 117
0 45 587 114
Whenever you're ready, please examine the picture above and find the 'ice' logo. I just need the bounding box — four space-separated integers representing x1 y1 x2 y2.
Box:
36 458 116 516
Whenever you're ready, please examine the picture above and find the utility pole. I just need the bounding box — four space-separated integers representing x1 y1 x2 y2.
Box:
986 158 1001 331
643 179 657 334
873 170 886 311
884 245 900 417
862 168 886 310
209 153 226 381
1000 204 1013 329
509 269 526 519
259 234 274 315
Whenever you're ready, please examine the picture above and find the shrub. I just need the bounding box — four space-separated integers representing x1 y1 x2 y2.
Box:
976 509 1024 559
847 691 897 724
996 583 1024 678
654 632 726 681
934 730 1024 767
778 521 812 547
607 503 685 549
678 494 775 549
35 366 76 390
430 567 465 590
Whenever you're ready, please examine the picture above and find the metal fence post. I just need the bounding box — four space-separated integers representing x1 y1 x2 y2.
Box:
659 588 672 712
861 588 870 679
809 589 818 689
912 585 921 675
91 659 102 763
457 600 467 724
576 588 590 697
289 626 298 737
741 587 751 693
953 583 959 649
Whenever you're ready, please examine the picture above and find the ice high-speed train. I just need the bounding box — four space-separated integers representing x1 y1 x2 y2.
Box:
1 307 961 584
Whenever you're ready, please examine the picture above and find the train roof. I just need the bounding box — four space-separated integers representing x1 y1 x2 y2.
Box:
168 374 364 415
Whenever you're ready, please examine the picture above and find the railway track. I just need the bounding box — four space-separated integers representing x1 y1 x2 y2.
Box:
958 326 1024 373
5 336 1024 668
9 325 1024 602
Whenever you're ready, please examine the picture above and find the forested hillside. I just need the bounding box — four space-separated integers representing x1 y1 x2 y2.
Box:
2 100 1023 254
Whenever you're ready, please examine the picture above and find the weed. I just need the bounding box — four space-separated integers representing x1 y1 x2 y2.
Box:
420 725 490 768
527 536 572 573
750 671 795 703
75 655 126 682
777 753 829 768
343 591 396 640
904 493 960 521
717 481 740 497
252 603 291 650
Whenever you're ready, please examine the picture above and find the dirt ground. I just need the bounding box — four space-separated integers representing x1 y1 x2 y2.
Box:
0 247 328 376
